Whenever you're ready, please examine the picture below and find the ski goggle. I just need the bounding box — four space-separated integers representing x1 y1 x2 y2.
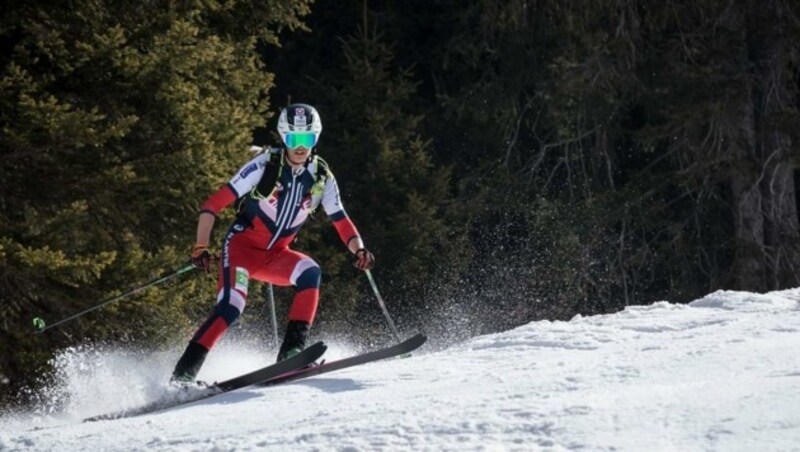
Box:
284 132 317 149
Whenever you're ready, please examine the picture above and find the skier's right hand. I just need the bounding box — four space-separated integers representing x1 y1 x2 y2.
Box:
191 244 214 272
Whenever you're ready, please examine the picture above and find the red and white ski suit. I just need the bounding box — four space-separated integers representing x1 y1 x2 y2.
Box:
190 151 360 350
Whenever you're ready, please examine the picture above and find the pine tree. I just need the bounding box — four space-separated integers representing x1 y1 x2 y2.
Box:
277 4 467 337
0 0 312 406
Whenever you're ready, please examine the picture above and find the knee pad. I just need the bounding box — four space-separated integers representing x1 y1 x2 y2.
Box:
295 265 321 291
214 302 242 325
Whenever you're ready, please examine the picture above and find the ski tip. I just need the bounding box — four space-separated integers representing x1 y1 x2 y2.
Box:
305 341 328 361
392 333 427 358
309 341 327 352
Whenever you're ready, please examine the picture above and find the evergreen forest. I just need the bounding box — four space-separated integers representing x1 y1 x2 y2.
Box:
2 0 799 407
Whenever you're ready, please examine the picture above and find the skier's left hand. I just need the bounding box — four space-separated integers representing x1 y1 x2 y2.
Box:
354 248 375 271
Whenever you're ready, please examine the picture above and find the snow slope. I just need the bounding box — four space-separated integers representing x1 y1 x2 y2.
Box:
2 289 800 451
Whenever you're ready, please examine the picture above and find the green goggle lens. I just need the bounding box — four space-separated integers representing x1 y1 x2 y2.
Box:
285 132 317 149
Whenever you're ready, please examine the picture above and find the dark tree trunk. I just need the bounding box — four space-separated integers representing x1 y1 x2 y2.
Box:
731 1 800 290
730 84 766 291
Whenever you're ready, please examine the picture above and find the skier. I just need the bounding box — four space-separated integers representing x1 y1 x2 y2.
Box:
171 103 375 383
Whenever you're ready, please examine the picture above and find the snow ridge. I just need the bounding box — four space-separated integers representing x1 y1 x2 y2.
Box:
2 289 800 451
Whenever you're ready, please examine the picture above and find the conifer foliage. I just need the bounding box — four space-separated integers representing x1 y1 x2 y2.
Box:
0 0 312 405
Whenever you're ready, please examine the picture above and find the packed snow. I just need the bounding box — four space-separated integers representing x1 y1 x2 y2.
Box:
2 288 800 451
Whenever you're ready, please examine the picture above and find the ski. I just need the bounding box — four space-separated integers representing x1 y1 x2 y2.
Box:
258 333 427 387
83 341 327 422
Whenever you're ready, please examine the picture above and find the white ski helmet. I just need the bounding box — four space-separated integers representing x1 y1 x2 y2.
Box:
277 103 322 149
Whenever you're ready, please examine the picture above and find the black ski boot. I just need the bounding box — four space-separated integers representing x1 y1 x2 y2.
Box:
276 320 310 362
171 341 209 384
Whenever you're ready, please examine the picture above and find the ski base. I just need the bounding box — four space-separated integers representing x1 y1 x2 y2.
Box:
259 333 427 387
83 342 327 422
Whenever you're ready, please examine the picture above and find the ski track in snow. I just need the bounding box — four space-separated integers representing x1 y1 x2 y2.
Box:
2 289 800 451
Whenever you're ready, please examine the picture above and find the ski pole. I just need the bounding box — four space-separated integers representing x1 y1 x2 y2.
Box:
32 263 196 334
266 283 279 345
364 270 402 343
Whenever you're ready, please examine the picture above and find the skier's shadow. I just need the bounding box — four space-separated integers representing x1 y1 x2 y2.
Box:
184 378 366 410
195 391 262 406
291 377 366 394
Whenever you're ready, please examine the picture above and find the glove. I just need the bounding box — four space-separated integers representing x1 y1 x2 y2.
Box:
354 248 375 271
191 244 214 272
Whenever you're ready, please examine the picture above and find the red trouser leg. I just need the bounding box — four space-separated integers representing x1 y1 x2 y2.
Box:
190 231 322 351
252 248 322 325
191 228 261 349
